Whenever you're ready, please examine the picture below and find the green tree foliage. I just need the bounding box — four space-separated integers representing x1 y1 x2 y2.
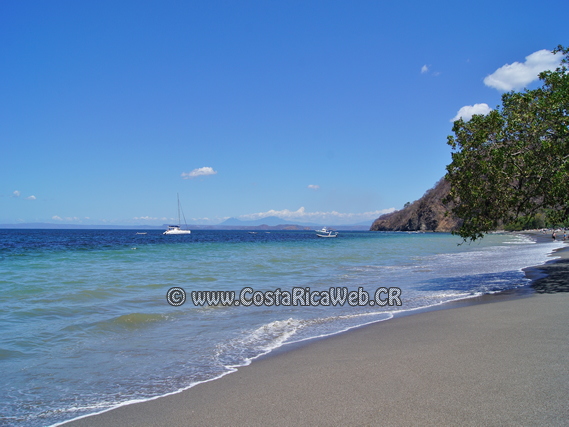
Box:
445 45 569 241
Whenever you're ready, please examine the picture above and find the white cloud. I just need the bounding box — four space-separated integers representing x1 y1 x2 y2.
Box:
181 167 218 179
308 184 320 190
25 195 36 200
483 49 561 91
12 190 20 197
134 216 158 220
421 65 429 73
451 103 492 122
52 215 62 220
237 206 396 225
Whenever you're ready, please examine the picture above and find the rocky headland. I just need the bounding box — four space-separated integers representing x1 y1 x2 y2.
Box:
370 178 461 232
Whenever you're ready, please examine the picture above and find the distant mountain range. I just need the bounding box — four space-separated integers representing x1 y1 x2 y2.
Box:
220 216 373 228
220 216 319 227
0 220 372 231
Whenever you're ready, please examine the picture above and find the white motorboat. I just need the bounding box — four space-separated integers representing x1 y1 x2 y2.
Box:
315 227 338 238
164 193 192 235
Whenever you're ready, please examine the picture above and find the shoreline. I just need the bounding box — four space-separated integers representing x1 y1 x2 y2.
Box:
61 233 569 426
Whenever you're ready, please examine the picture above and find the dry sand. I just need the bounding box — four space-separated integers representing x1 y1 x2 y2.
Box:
64 242 569 427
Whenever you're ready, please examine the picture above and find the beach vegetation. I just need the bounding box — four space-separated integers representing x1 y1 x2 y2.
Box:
503 213 546 231
445 45 569 241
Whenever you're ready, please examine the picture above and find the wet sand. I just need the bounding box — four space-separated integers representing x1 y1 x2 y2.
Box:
64 238 569 426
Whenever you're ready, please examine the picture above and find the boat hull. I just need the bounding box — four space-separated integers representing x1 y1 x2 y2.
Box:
163 229 192 235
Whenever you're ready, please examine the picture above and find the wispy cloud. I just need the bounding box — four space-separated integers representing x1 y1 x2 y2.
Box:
484 49 561 91
421 64 429 73
181 167 218 179
451 103 492 122
25 195 36 200
237 207 396 225
51 216 83 222
307 184 320 190
12 190 21 198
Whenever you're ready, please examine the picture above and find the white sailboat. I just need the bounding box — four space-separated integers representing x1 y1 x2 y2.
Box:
163 193 192 235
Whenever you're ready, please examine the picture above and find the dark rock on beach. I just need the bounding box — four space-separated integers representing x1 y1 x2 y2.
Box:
531 257 569 293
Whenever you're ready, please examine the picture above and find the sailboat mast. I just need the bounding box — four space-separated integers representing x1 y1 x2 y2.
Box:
177 193 181 227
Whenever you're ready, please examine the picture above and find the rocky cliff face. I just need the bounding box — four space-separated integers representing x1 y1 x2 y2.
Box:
370 179 461 232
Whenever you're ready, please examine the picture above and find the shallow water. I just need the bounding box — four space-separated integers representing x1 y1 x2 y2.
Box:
0 229 562 426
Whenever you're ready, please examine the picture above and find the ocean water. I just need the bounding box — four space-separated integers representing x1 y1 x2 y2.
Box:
0 229 562 426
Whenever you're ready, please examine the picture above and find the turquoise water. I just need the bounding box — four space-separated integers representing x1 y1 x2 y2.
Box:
0 229 562 426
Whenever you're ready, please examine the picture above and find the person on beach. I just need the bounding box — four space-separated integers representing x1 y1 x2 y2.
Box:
552 231 556 241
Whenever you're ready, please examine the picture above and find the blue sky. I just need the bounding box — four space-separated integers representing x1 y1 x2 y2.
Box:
1 1 567 226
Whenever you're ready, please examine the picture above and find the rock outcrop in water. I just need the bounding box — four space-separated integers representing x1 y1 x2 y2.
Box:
370 178 461 232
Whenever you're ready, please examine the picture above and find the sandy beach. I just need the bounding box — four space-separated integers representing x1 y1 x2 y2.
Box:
64 239 569 427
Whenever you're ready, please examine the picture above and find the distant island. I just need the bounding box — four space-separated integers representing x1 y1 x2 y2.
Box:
220 216 314 227
370 179 461 232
